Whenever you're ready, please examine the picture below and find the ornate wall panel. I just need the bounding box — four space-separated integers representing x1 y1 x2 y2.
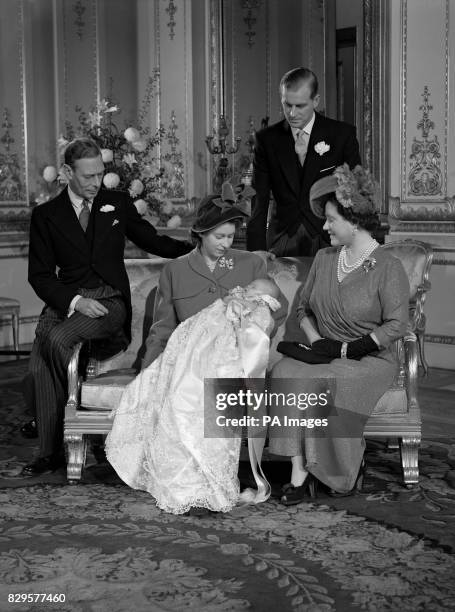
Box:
0 0 28 208
390 0 452 226
388 0 455 369
54 0 99 135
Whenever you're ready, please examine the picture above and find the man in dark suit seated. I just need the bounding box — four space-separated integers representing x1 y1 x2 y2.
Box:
246 66 361 257
20 137 192 476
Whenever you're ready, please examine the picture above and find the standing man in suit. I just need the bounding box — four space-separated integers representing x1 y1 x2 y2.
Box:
246 66 361 256
21 137 192 476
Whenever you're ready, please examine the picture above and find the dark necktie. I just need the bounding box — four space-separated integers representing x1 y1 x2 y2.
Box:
295 129 309 166
78 199 90 232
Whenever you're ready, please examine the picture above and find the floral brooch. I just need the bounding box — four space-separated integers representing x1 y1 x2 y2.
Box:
362 257 377 273
218 256 234 270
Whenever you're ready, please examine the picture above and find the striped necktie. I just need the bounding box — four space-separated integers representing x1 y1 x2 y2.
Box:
78 199 90 232
295 129 309 166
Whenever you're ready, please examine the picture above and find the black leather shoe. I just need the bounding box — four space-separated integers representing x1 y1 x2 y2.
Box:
20 419 38 439
280 476 318 506
20 455 65 477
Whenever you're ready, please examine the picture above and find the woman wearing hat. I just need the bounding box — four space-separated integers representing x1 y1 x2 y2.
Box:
142 183 271 368
268 164 410 504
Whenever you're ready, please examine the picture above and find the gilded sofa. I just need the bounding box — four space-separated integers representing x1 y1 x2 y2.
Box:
64 240 433 485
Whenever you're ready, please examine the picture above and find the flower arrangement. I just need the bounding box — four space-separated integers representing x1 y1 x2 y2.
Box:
37 76 183 227
333 163 379 215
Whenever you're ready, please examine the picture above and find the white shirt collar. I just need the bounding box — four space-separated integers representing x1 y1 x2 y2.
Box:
67 185 92 211
291 112 316 140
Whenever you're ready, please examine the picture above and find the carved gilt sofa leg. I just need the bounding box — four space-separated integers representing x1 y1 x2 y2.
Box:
400 435 421 487
65 433 87 484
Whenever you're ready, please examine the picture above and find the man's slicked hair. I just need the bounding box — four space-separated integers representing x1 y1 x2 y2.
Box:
280 67 319 99
64 137 102 168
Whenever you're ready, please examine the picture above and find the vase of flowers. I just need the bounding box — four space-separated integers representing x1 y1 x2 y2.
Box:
37 78 184 228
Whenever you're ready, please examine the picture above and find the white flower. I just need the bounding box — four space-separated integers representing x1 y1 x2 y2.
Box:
100 204 115 213
43 165 57 182
103 173 120 189
129 179 144 197
101 148 113 163
134 199 147 216
122 153 137 168
112 219 119 226
167 214 182 229
161 199 174 215
314 141 330 156
88 111 101 128
124 127 140 142
132 139 147 153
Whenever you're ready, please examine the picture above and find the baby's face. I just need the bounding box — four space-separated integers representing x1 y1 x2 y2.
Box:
245 279 276 298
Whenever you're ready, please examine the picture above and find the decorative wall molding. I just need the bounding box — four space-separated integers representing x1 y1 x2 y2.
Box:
388 195 455 223
162 111 185 198
0 110 25 202
73 0 87 40
241 0 262 48
408 87 442 197
400 0 408 201
400 0 450 203
363 0 389 214
0 0 29 209
165 0 178 41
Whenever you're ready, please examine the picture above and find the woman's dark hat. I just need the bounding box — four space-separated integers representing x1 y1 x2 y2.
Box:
192 178 255 233
309 164 379 218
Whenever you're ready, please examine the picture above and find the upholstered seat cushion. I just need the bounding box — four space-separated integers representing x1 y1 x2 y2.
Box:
81 369 136 411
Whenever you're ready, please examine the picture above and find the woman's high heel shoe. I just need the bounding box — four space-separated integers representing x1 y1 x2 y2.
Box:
328 459 366 498
280 474 318 506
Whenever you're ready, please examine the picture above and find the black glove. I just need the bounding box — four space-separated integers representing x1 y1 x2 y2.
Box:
311 338 342 358
347 335 379 360
277 341 333 364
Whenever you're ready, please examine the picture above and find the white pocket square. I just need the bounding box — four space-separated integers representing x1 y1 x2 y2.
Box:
100 204 115 213
112 219 119 226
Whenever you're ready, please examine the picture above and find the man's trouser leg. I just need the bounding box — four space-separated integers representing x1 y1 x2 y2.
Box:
27 296 126 459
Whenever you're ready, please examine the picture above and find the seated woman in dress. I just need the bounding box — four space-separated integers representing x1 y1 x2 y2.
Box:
268 164 410 504
105 182 283 514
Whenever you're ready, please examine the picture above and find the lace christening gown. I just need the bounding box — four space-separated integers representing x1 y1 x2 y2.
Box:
105 291 277 514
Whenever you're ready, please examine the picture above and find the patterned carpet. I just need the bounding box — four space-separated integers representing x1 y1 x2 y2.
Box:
1 359 455 611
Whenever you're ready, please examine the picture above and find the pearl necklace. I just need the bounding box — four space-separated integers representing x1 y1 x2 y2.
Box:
337 240 379 282
204 257 218 272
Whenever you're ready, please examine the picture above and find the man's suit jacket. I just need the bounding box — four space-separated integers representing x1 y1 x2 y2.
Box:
28 187 192 342
143 248 268 366
246 113 361 252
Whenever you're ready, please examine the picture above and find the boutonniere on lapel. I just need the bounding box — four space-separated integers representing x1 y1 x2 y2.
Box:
112 219 119 227
218 256 234 270
100 204 115 213
314 141 330 156
362 257 377 273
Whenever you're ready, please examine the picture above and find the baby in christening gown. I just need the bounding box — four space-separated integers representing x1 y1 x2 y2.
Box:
105 278 281 515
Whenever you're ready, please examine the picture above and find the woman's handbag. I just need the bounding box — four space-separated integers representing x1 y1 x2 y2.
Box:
276 341 333 364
